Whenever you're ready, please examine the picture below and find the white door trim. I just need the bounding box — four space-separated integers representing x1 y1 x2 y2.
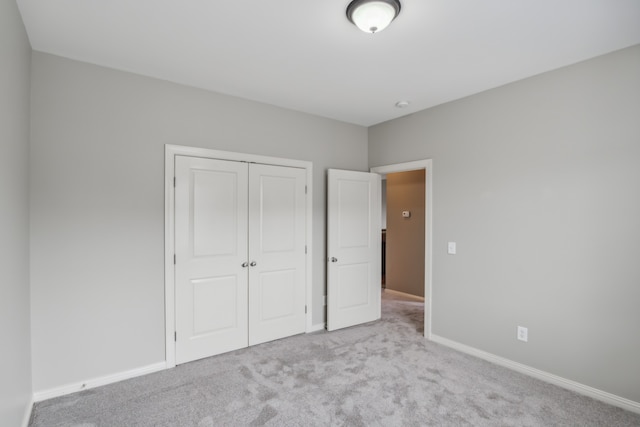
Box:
165 144 313 368
370 159 433 339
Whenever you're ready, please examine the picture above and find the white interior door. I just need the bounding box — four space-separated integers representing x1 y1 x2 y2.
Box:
175 156 248 364
248 164 307 345
327 169 381 331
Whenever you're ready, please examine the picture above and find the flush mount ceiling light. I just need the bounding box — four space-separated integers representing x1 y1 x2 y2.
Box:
346 0 401 34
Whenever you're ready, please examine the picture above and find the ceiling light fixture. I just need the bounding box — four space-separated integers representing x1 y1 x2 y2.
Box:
346 0 401 34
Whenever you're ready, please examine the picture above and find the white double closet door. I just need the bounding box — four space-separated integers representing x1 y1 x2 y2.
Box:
174 156 306 365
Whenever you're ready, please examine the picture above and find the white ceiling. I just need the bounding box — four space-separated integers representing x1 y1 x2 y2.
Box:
16 0 640 127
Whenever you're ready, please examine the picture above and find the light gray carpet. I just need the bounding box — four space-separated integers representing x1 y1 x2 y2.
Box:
30 291 640 426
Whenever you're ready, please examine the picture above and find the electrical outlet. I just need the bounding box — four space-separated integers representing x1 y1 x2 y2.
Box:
447 242 456 254
517 326 528 342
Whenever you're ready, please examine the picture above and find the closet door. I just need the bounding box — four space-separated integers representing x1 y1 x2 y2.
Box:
175 156 248 364
248 164 307 345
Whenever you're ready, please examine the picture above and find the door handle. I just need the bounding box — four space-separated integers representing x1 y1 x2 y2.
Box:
241 262 249 268
250 261 257 267
330 257 338 263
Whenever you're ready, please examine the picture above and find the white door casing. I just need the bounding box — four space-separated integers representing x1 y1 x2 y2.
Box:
248 164 307 345
327 169 381 331
371 159 433 339
174 156 249 364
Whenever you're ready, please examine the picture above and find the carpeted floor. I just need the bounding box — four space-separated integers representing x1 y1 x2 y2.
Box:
30 290 640 426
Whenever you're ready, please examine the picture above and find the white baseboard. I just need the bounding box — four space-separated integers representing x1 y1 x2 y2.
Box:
308 323 326 333
21 395 33 427
33 361 167 402
383 288 425 302
430 334 640 415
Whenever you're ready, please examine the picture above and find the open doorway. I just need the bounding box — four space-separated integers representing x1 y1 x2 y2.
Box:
384 170 425 296
381 171 425 333
371 160 432 338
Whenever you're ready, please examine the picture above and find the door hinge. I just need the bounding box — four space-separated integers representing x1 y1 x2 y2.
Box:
305 305 307 314
173 254 176 265
305 245 307 254
174 331 177 342
173 176 176 187
305 185 307 194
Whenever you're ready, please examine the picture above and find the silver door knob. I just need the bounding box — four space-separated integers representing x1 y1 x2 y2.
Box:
330 257 338 263
241 262 249 268
250 261 257 267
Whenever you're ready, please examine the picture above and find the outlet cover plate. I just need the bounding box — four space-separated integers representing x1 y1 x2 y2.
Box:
517 326 528 342
448 242 456 254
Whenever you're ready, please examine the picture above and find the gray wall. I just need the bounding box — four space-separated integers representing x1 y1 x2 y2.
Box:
386 170 425 297
30 52 368 393
369 45 640 402
0 0 33 424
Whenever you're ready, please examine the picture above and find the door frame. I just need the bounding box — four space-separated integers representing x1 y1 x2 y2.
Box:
164 144 313 368
370 159 433 339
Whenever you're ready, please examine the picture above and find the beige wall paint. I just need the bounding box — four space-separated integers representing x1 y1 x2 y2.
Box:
0 0 33 424
369 45 640 403
29 52 368 393
386 170 425 297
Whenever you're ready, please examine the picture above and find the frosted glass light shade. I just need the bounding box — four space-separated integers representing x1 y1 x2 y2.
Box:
347 0 401 34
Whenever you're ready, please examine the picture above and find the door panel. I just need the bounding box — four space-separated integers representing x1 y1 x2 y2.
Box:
337 262 370 308
192 276 238 334
248 164 306 345
192 169 240 256
258 175 297 253
337 179 371 248
175 156 248 364
258 269 296 320
327 169 381 331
